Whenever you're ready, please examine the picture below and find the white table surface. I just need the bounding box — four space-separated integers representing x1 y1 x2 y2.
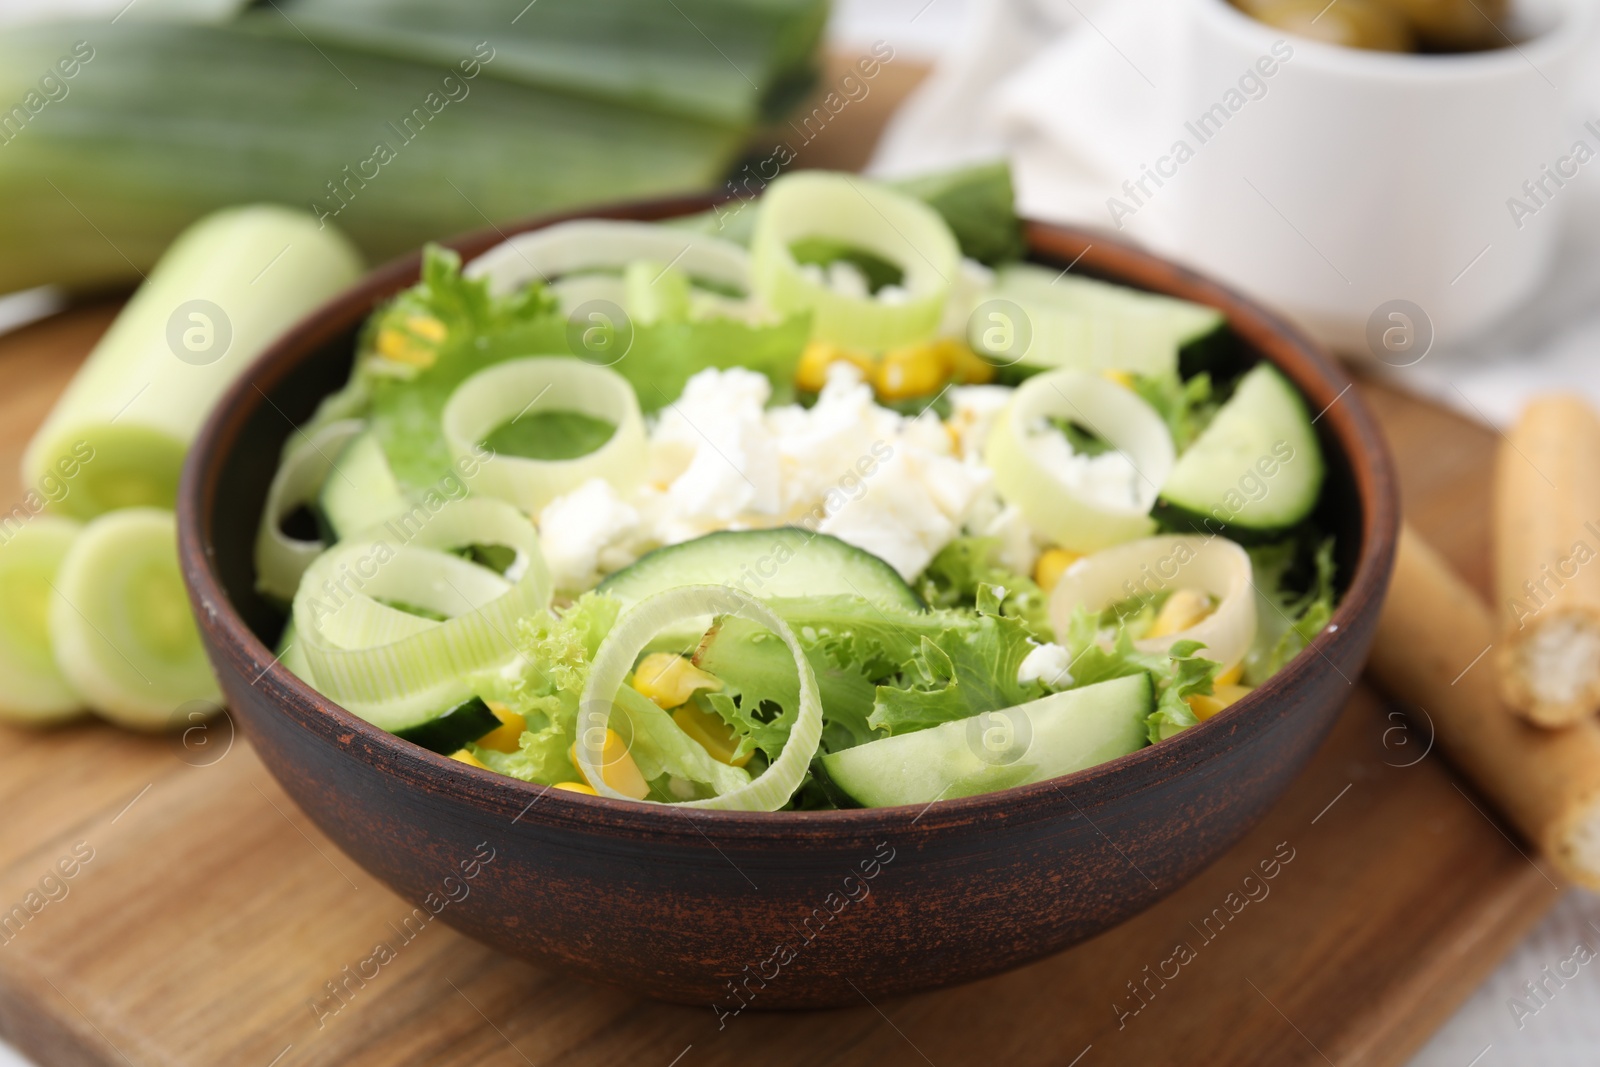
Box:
0 2 1597 1064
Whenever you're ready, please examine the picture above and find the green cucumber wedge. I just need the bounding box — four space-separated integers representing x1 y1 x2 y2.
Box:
393 696 501 754
974 263 1225 378
1159 363 1325 534
318 430 408 541
598 528 923 612
818 673 1154 808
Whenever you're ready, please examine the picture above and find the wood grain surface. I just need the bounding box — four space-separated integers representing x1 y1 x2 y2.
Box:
0 300 1562 1067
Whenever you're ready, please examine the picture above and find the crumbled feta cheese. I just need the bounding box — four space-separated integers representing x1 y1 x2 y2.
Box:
948 385 1014 460
652 367 780 523
982 502 1042 577
615 367 1018 584
1027 420 1149 512
817 445 962 580
537 478 644 591
1018 642 1075 690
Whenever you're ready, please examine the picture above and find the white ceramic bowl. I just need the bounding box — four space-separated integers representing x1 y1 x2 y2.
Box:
1172 0 1595 356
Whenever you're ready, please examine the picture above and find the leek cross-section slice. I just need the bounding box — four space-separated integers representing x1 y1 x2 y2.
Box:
986 369 1175 553
0 517 85 724
291 498 552 731
440 358 646 515
47 508 219 730
578 586 823 811
750 172 959 350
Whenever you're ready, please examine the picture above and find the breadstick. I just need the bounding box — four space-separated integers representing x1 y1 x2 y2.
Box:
1369 525 1600 889
1494 395 1600 727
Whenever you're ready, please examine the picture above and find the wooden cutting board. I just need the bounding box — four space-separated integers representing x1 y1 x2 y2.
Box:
0 51 1565 1067
0 301 1564 1067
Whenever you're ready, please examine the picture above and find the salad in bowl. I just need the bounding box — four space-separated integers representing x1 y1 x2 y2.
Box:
255 165 1337 813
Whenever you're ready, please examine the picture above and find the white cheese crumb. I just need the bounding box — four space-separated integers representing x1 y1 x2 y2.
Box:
1018 643 1075 690
536 478 643 591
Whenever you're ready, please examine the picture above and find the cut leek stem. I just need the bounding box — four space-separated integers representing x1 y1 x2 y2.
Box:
255 418 364 603
22 206 363 520
0 517 85 724
292 498 552 730
986 370 1175 553
440 358 646 515
1048 535 1257 670
577 585 823 811
750 172 959 350
463 220 750 299
47 508 219 730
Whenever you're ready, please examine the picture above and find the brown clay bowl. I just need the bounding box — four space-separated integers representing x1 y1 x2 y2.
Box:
177 195 1398 1009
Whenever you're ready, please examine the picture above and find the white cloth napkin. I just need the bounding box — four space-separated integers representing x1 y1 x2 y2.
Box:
870 0 1600 428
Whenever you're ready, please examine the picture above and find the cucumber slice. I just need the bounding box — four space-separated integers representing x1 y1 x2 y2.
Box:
393 696 500 754
47 508 219 729
598 529 923 613
975 263 1225 378
818 673 1154 808
1159 363 1325 533
0 516 85 723
318 430 407 541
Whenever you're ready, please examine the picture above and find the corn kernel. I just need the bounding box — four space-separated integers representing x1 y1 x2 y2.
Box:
672 702 753 768
874 343 949 401
1101 369 1136 388
631 653 722 709
935 338 995 385
449 749 487 769
1186 684 1254 721
475 701 526 754
1033 547 1082 594
553 781 599 796
1215 662 1243 687
795 341 873 392
404 314 447 342
568 729 650 800
1148 589 1215 639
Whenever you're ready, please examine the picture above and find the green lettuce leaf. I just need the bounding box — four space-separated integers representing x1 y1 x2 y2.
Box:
1243 535 1338 686
866 602 1045 735
1057 605 1219 742
916 536 1052 639
473 592 618 784
1131 370 1217 454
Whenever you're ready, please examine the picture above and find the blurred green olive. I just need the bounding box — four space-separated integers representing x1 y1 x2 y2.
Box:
1235 0 1416 52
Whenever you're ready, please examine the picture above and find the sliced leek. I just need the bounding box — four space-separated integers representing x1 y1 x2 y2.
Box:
47 508 220 730
577 586 822 810
750 172 959 350
23 206 362 519
440 358 646 514
464 220 750 298
1050 534 1257 670
986 369 1175 552
0 517 84 724
291 497 551 730
254 418 364 603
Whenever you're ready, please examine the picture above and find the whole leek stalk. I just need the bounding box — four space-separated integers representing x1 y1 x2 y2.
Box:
0 22 746 293
23 205 363 518
269 0 828 126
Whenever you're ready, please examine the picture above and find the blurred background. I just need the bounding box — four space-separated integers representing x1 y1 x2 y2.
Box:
1 0 1598 1063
